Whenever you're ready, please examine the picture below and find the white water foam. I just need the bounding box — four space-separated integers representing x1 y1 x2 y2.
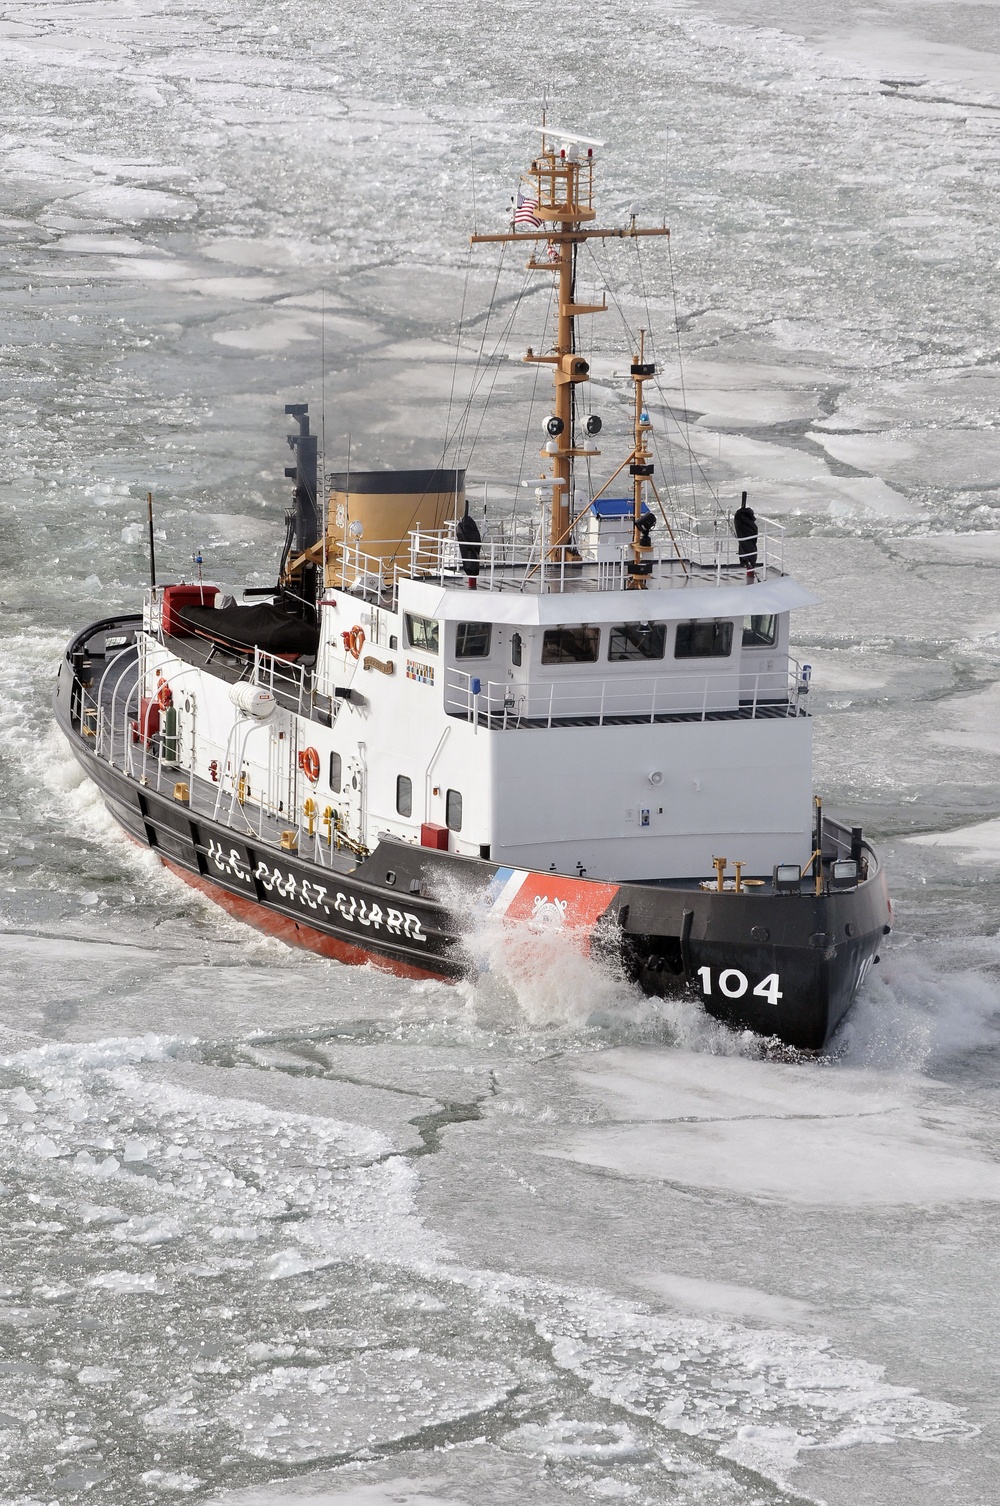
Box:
832 943 1000 1072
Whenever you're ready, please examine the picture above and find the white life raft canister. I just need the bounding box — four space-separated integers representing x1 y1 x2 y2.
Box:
228 683 277 719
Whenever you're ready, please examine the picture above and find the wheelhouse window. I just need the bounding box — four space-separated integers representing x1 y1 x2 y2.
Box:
456 622 491 659
674 620 734 659
446 789 463 831
395 775 412 818
542 625 600 665
608 622 666 662
511 631 522 667
329 751 342 794
742 614 778 648
404 613 439 654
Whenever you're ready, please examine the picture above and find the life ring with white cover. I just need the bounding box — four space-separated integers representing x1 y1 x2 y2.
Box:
298 747 321 783
348 625 365 660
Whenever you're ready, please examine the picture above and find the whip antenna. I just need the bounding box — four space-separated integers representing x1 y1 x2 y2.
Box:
146 491 156 589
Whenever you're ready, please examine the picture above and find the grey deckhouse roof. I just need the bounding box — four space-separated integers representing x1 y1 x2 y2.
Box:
400 575 819 625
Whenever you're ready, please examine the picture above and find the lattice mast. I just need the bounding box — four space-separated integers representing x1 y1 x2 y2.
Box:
471 125 669 574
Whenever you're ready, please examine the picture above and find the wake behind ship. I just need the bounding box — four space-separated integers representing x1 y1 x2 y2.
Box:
55 124 890 1050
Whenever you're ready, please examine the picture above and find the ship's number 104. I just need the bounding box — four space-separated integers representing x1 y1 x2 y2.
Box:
697 967 783 1007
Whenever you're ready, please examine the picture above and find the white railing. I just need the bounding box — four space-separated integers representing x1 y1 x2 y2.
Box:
250 644 311 717
444 660 808 727
671 513 785 580
326 512 785 604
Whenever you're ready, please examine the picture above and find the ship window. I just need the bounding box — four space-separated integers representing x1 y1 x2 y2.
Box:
674 620 733 659
542 625 600 665
608 622 666 662
329 751 342 793
742 614 778 648
511 631 522 667
404 613 439 654
456 622 491 659
396 775 412 818
446 788 463 831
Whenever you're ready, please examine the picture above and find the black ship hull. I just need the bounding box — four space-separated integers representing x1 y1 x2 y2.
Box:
55 625 890 1052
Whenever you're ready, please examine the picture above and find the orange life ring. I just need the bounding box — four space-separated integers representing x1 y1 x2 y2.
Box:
348 625 365 659
298 747 321 784
155 674 173 710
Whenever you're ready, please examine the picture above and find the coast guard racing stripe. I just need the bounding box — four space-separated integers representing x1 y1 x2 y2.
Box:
484 866 619 939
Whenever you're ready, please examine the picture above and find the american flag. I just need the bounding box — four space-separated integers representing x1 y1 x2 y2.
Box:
514 189 541 228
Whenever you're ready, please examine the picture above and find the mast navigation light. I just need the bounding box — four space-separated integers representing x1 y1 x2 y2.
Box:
585 414 602 436
545 415 565 436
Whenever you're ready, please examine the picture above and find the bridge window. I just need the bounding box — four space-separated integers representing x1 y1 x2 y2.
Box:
329 751 342 793
542 626 600 665
446 789 463 831
511 632 522 667
396 775 412 818
608 622 666 661
404 613 439 654
674 620 733 659
742 614 778 648
456 622 491 659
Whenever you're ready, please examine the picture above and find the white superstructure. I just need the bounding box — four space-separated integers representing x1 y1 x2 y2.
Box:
138 511 816 885
132 124 820 889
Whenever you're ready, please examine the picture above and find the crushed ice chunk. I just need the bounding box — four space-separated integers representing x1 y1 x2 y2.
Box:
121 522 144 544
113 1215 180 1245
78 1204 126 1225
88 1271 160 1294
77 1366 120 1386
140 1470 203 1493
208 1224 259 1242
123 1139 149 1162
9 1088 36 1113
265 1248 318 1281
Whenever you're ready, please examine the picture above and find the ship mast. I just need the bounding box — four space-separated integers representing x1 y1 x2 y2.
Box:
471 126 669 566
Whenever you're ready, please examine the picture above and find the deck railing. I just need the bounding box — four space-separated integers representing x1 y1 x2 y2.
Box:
444 660 809 728
325 512 785 604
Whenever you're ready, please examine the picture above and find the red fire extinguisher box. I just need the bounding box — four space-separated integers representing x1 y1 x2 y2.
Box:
420 823 449 850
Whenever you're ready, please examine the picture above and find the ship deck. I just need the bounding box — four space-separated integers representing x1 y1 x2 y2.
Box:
71 628 358 877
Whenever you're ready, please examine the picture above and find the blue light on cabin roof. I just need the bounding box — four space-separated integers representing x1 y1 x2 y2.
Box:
589 498 653 517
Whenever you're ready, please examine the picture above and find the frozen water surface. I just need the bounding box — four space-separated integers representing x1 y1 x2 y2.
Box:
2 0 1000 1502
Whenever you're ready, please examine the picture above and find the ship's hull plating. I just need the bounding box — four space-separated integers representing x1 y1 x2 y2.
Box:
56 659 889 1052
